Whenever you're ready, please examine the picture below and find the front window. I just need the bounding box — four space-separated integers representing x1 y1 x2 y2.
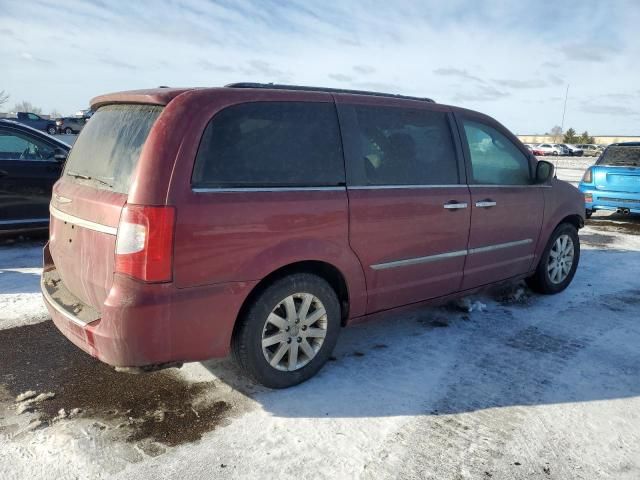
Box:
462 120 531 185
0 130 56 161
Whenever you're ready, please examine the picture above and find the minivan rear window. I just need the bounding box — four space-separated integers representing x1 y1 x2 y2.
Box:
64 104 163 193
596 146 640 167
192 102 344 188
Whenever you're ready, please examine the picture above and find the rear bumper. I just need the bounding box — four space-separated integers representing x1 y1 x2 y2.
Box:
42 246 258 367
579 185 640 213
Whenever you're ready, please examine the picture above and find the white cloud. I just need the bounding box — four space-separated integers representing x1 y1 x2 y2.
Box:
1 0 639 134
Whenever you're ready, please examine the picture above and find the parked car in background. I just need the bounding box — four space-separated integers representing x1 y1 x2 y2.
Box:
553 144 570 156
525 145 545 156
0 119 70 232
536 143 561 156
56 116 86 134
42 83 584 388
76 109 95 119
579 142 640 218
575 144 602 157
556 144 583 156
14 112 57 135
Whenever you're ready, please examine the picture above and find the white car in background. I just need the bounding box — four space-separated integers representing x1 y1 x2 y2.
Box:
536 143 561 156
556 144 584 156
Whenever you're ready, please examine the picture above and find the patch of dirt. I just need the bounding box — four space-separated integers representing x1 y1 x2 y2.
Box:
579 232 617 248
587 217 640 235
505 326 584 355
0 321 233 446
416 312 450 329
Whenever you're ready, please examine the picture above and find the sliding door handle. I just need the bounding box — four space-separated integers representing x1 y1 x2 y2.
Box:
475 199 497 208
443 201 468 210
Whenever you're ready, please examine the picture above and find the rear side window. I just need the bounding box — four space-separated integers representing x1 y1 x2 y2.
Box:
462 120 531 185
596 146 640 167
64 104 163 193
342 105 459 186
192 102 344 188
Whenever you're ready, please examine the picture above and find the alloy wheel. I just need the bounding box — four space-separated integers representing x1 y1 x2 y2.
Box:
547 234 574 284
261 293 328 371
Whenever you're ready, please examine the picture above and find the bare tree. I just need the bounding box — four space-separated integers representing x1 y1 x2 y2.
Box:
13 100 42 115
49 109 62 119
549 125 563 143
0 90 9 108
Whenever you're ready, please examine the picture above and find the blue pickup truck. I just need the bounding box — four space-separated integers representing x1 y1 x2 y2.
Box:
14 112 57 135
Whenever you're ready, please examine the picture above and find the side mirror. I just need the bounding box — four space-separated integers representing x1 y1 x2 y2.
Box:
536 160 555 184
53 148 68 163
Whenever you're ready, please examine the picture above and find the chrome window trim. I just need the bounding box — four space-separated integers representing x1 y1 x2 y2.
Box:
0 217 49 225
348 184 466 190
192 186 347 193
370 238 533 270
49 204 117 236
41 277 92 327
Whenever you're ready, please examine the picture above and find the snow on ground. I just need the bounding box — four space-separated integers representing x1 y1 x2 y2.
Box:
0 241 48 329
1 181 640 479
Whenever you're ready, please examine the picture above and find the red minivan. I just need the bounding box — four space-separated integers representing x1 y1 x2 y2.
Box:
41 83 585 388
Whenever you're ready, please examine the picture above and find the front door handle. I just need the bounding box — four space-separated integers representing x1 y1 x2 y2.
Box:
475 199 497 208
443 201 468 210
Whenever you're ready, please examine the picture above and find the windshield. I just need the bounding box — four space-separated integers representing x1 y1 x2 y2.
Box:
596 146 640 167
63 104 163 193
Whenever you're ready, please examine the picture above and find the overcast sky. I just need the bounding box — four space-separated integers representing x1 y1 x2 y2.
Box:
2 0 639 134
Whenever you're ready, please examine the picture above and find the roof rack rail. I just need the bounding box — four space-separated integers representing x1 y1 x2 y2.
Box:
225 82 435 103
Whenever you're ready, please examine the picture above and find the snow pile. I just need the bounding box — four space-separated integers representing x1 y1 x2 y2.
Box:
454 297 488 313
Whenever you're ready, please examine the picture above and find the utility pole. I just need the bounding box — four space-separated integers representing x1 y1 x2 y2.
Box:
560 83 570 137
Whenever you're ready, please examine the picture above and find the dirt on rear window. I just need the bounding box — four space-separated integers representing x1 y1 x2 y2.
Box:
63 104 163 193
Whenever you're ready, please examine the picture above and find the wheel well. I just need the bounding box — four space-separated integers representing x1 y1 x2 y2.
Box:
559 214 584 230
233 261 350 339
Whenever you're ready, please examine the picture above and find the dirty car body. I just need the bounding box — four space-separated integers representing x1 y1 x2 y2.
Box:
41 84 585 387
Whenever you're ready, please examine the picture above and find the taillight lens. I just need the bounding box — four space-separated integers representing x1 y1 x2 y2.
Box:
585 193 593 203
581 168 593 184
115 204 176 282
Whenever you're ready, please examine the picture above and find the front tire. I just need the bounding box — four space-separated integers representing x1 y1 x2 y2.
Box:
64 127 73 134
526 223 580 294
47 126 56 135
232 273 341 388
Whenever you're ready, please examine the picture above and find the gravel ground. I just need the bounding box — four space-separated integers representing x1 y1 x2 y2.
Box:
1 171 639 479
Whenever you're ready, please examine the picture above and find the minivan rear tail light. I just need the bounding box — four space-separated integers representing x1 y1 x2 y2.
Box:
581 168 593 184
115 205 176 282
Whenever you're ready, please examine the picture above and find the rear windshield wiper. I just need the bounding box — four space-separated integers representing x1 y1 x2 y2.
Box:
66 171 113 188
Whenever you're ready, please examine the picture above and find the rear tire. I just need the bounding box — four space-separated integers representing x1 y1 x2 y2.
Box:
232 273 341 388
526 223 580 294
585 209 593 219
64 127 73 134
47 125 56 135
